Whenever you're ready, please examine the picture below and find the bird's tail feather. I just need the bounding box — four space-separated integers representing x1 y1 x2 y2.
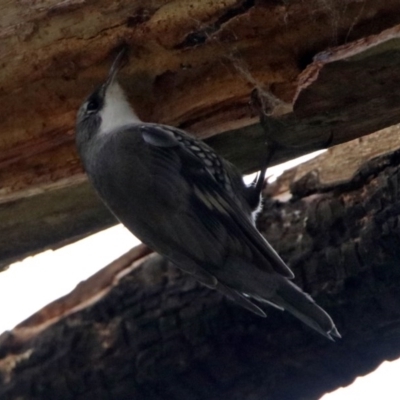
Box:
218 283 267 317
219 257 340 339
268 278 340 340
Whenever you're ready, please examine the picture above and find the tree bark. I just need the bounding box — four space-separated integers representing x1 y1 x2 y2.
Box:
2 0 400 268
1 148 400 400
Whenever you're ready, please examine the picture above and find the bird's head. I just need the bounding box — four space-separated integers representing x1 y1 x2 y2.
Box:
76 48 140 154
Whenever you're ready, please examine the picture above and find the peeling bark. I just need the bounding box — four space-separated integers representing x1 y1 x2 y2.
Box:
1 149 400 399
2 1 400 266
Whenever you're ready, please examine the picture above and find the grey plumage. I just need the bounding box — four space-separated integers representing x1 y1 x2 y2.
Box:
76 51 340 340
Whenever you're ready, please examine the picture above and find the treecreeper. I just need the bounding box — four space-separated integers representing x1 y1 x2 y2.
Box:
76 49 340 340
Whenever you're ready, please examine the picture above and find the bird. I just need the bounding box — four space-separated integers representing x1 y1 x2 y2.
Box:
76 49 340 340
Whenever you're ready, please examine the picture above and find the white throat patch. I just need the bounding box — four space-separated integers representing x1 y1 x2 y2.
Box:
99 82 141 135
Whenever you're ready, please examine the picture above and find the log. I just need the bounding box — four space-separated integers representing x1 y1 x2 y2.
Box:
1 147 400 399
2 1 400 267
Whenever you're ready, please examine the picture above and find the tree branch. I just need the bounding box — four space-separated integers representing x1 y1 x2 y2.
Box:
1 149 400 399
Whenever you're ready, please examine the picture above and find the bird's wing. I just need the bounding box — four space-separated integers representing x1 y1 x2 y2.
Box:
101 125 341 339
138 123 294 280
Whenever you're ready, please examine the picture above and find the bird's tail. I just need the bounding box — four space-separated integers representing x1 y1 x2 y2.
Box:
266 277 340 340
221 257 340 339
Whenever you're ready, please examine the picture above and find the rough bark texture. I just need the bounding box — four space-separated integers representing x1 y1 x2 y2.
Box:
2 0 400 268
1 148 400 399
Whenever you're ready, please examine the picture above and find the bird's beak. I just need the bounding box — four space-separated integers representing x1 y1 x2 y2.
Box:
103 47 128 90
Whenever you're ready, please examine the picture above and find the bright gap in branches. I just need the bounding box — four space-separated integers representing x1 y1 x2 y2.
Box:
0 224 138 334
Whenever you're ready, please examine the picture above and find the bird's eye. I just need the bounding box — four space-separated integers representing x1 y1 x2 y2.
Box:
86 99 99 113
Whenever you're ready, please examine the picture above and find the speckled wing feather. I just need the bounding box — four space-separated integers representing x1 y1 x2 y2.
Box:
140 123 294 279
